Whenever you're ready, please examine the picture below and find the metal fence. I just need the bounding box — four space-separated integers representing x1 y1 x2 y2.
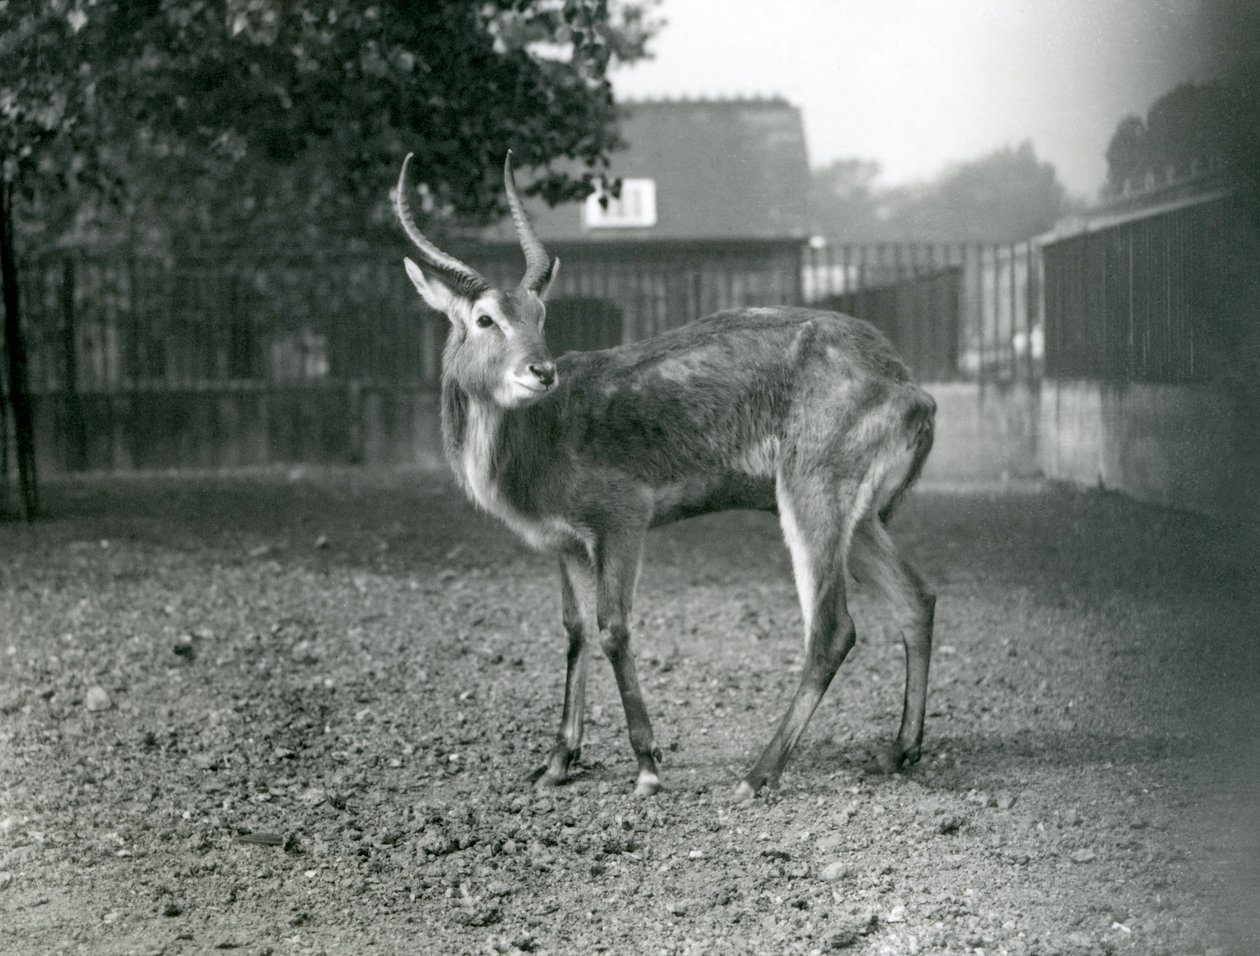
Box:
802 241 1042 384
16 200 1233 473
13 239 807 470
19 239 806 397
20 254 435 393
1040 189 1237 383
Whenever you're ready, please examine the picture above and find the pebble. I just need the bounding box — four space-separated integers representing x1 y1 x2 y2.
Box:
1071 848 1096 863
85 686 112 712
669 899 689 916
819 861 849 882
995 791 1017 810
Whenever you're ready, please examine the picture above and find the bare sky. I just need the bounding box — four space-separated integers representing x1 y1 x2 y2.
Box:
610 0 1228 199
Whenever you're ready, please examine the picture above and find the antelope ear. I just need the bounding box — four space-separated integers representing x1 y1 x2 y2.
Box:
404 257 458 316
538 257 560 302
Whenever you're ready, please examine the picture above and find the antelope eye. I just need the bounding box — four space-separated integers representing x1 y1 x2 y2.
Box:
475 314 495 329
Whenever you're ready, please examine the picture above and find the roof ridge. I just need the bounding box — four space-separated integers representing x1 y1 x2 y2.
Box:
618 94 792 107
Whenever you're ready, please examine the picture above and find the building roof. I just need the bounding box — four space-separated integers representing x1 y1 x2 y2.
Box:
484 97 811 244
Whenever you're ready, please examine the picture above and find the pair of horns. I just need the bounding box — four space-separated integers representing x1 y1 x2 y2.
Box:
394 151 552 297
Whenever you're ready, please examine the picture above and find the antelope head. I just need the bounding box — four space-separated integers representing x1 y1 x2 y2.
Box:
396 151 560 408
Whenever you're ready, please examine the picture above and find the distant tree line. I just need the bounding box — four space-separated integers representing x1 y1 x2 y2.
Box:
809 141 1072 243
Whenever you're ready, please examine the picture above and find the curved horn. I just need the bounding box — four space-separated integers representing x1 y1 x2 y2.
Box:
394 153 489 299
504 150 553 294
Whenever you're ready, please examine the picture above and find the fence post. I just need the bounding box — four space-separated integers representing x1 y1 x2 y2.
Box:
0 177 38 519
347 378 364 465
61 257 88 470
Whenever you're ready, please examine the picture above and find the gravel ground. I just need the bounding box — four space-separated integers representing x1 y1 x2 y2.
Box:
1 469 1257 955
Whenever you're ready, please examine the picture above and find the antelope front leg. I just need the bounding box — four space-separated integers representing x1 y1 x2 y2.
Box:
535 548 596 787
597 531 663 796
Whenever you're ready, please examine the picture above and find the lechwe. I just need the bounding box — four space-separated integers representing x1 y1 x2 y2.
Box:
396 152 937 798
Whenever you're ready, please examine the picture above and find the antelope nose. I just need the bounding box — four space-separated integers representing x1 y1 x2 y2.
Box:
528 362 556 388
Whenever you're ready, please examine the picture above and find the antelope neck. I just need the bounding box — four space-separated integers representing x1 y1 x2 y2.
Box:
441 381 576 551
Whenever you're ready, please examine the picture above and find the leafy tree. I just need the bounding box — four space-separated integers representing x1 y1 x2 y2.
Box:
0 0 658 517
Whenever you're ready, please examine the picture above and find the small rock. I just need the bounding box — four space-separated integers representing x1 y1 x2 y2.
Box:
1063 808 1082 826
995 791 1017 810
85 686 112 712
314 534 329 549
819 861 850 882
290 640 319 664
668 899 688 916
235 832 284 847
886 904 906 923
1071 848 1096 863
0 871 13 891
937 814 963 834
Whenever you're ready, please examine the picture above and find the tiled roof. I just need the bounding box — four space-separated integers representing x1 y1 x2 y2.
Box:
485 97 811 244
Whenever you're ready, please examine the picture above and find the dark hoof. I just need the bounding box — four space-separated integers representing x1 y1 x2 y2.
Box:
875 742 921 775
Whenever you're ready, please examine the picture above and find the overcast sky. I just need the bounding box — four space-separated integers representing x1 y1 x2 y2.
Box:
610 0 1230 200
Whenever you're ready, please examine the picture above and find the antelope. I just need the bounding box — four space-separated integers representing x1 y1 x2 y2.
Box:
395 151 937 799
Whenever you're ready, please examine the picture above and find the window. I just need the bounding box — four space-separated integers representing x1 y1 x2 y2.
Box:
583 178 657 229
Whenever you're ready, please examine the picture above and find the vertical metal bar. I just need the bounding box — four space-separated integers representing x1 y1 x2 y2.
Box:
1008 241 1018 383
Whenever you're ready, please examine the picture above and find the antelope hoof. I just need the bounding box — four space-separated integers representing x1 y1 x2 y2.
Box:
533 769 569 789
732 780 757 802
633 772 661 797
876 741 921 775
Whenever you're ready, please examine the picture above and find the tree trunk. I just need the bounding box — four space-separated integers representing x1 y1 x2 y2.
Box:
0 176 39 520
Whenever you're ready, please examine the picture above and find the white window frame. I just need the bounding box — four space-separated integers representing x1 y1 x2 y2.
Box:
583 178 657 229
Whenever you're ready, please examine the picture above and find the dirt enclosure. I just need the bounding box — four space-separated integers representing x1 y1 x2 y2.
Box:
1 470 1257 955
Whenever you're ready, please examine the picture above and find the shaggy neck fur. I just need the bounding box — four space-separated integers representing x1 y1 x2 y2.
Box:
441 374 574 550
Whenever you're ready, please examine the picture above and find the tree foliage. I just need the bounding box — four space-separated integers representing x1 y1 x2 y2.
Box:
811 141 1070 242
2 0 660 253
